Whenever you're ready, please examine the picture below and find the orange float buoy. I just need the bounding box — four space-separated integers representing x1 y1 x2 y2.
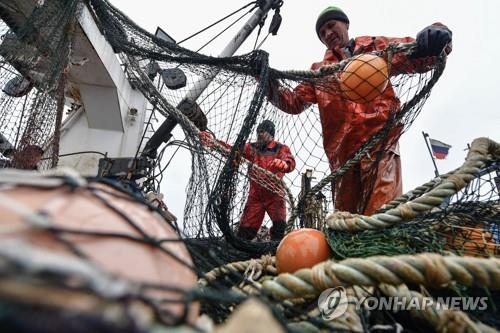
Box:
445 224 498 257
339 54 389 103
0 178 198 323
276 228 331 274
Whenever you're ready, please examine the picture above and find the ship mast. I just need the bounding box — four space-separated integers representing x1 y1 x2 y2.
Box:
141 0 283 158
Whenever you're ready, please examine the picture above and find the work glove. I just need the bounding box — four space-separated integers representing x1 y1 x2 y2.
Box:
268 158 289 173
199 131 215 149
412 24 452 58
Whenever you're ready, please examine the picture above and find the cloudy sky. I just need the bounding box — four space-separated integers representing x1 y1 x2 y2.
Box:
111 0 499 218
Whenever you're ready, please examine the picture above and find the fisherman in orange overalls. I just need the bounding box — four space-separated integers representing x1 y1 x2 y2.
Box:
269 6 452 215
200 120 295 241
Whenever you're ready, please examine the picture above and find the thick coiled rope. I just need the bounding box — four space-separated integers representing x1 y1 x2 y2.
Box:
261 253 500 300
377 170 456 212
199 252 499 332
326 137 500 232
199 255 366 332
378 284 499 333
286 47 447 226
199 255 276 286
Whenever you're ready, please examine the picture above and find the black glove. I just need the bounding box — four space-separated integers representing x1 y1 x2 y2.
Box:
412 24 452 58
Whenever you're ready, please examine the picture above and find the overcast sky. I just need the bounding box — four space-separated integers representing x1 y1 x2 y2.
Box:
111 0 499 219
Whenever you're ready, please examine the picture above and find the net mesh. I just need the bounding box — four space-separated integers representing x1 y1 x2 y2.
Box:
86 0 446 250
0 0 447 246
0 0 498 331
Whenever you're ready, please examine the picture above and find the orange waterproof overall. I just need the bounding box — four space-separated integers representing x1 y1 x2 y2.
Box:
239 141 296 233
271 35 427 215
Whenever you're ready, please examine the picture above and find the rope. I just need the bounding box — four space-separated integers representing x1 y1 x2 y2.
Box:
260 253 500 300
287 47 447 225
377 170 458 212
193 8 254 54
283 288 367 333
315 285 366 332
201 252 499 332
0 240 137 298
199 255 276 286
276 42 416 80
177 1 257 45
201 255 366 332
326 137 500 232
207 139 296 230
378 284 499 333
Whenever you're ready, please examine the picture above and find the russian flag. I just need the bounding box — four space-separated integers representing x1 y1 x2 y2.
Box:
429 138 451 160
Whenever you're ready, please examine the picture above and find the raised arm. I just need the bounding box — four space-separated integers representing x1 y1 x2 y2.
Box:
353 23 452 76
199 131 255 162
267 77 318 115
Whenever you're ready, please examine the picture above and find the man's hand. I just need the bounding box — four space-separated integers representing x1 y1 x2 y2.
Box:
199 131 215 148
413 23 452 58
268 158 289 173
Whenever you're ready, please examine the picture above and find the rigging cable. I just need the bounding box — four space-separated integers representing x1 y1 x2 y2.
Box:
193 8 255 54
176 1 257 45
151 1 282 176
153 4 259 174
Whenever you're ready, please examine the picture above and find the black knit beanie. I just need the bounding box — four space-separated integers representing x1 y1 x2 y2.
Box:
315 6 349 39
257 120 275 137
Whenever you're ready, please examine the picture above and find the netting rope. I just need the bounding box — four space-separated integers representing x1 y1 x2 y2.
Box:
260 253 500 300
326 137 500 231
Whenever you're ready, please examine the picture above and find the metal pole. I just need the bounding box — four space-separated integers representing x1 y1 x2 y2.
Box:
422 131 440 177
142 0 280 157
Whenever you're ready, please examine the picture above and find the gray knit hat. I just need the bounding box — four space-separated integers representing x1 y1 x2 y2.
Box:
315 6 349 39
256 120 275 137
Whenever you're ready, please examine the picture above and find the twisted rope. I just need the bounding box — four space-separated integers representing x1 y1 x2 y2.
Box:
282 287 367 333
201 256 366 332
315 285 366 333
260 253 500 300
377 169 457 212
287 50 447 225
198 255 276 286
326 137 500 232
201 253 498 331
378 284 499 333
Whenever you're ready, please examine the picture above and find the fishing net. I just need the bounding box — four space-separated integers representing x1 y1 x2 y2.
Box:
0 0 498 332
313 136 500 315
0 0 448 248
0 170 201 330
0 0 79 169
82 0 448 252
